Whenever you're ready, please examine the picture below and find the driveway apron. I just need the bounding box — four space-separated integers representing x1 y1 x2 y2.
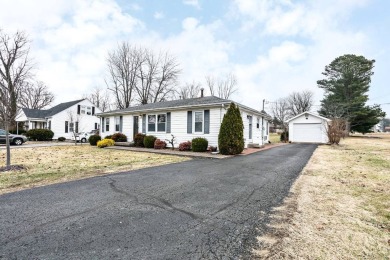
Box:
0 143 317 259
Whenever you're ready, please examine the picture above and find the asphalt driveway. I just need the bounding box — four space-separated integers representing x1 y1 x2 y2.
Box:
0 143 317 259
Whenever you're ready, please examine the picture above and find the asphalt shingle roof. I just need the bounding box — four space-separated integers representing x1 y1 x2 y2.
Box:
22 99 85 119
100 96 232 115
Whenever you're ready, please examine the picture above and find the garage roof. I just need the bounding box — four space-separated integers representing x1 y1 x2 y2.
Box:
286 111 331 122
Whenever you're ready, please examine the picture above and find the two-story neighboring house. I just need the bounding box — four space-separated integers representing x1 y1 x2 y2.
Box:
16 99 101 140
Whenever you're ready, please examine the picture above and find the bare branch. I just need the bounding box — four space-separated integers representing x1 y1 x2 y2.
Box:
287 90 314 116
19 81 54 109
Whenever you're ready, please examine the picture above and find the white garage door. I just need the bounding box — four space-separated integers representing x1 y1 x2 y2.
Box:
293 123 322 143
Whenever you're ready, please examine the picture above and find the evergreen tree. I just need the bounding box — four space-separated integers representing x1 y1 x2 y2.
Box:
218 102 244 155
317 54 385 132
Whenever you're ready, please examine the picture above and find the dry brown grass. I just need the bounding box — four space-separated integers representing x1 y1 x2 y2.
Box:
0 145 189 195
269 133 281 144
253 133 390 259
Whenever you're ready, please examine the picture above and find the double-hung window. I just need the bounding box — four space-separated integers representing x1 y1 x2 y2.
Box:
157 114 166 132
105 118 110 131
148 115 156 132
86 106 92 115
115 117 120 131
194 111 203 133
80 105 86 114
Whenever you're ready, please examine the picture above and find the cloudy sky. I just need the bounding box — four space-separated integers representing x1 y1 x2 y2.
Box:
1 0 389 115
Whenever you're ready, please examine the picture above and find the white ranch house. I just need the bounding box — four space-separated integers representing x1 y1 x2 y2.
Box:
97 96 272 149
16 99 101 140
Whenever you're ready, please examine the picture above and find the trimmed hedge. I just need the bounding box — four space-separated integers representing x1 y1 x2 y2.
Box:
25 129 54 141
191 137 208 152
97 139 115 148
9 129 27 135
104 135 113 139
134 133 145 147
88 134 101 146
58 137 66 142
179 141 191 151
111 133 127 142
144 135 157 148
154 139 167 149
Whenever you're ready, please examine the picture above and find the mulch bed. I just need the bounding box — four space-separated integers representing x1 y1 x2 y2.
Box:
0 165 26 172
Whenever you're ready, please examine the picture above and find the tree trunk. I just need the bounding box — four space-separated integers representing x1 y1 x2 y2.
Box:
5 121 11 169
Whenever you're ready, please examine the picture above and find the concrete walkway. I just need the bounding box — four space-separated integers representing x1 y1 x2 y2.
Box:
106 143 288 159
0 142 76 149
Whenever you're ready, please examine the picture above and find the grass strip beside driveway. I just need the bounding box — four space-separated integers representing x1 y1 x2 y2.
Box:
0 145 189 195
254 133 390 259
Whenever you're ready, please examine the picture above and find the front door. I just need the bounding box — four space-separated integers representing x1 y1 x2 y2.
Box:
133 116 139 137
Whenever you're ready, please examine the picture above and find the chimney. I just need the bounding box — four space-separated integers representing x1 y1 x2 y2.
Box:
200 88 204 98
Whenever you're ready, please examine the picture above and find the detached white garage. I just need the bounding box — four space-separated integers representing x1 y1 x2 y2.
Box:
287 112 331 144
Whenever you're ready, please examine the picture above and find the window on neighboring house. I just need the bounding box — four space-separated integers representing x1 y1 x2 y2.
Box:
148 115 156 132
115 117 120 131
86 106 92 115
157 114 166 132
95 123 98 130
106 118 110 131
69 122 74 132
65 121 69 133
194 111 203 133
80 105 86 114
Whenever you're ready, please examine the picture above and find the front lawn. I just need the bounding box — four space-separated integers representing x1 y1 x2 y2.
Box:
0 145 189 194
254 133 390 259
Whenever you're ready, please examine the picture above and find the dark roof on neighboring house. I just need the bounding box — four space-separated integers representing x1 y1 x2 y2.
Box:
98 96 272 119
22 99 85 119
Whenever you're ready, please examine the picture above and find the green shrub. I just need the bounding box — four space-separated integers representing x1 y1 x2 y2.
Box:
58 137 66 142
9 129 27 135
154 139 167 149
88 134 102 146
25 129 54 141
111 133 127 142
280 131 289 142
179 141 191 151
218 102 244 155
104 135 113 139
191 137 208 152
97 139 115 148
144 135 157 148
134 133 145 147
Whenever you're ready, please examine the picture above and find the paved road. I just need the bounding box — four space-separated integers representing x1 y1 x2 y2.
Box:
0 144 317 259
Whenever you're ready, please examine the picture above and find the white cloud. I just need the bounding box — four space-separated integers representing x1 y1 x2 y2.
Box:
183 0 201 9
154 12 165 20
182 17 199 31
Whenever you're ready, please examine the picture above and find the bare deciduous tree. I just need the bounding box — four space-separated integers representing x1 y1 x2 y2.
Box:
106 43 180 107
327 118 347 144
19 81 54 109
271 98 290 131
84 86 111 112
0 29 32 169
178 81 201 99
106 43 143 109
205 73 238 99
287 90 314 116
136 50 180 104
